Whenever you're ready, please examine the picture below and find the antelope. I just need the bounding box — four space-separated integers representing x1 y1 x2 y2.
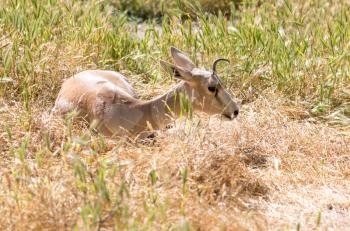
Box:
54 47 239 137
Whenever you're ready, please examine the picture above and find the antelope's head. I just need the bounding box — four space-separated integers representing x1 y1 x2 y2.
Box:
161 47 239 120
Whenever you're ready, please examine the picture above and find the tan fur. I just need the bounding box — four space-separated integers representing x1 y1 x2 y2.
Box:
54 47 239 137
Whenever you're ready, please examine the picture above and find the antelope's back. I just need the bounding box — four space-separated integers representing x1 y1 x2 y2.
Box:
54 70 137 115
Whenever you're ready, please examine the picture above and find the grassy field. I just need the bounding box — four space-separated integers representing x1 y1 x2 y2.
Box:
1 0 350 230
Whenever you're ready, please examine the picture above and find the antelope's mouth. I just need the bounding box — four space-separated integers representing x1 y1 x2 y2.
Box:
222 113 234 120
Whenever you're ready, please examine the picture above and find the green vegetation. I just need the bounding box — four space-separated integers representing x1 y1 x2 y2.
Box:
0 0 349 230
1 0 349 121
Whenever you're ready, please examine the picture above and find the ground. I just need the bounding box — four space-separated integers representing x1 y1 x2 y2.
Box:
0 0 350 230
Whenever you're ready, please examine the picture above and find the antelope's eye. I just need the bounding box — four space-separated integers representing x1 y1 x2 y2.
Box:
208 86 217 93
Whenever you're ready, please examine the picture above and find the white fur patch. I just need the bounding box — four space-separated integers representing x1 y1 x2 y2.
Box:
54 97 75 114
191 68 212 78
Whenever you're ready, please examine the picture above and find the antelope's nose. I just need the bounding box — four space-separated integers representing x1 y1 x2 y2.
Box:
234 110 239 117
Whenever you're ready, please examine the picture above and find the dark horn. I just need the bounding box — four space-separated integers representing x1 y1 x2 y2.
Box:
212 58 230 73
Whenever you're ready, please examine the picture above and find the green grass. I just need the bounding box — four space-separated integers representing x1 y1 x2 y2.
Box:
1 0 349 122
1 0 350 230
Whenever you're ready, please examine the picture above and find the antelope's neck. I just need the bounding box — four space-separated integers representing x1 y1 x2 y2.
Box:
136 82 191 130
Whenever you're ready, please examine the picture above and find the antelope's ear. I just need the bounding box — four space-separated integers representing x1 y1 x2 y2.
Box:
160 60 193 82
170 47 195 71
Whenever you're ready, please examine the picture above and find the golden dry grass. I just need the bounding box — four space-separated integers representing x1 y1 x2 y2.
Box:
1 0 350 230
1 95 349 230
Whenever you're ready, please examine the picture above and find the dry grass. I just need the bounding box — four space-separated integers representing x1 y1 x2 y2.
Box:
1 96 349 230
1 0 350 230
